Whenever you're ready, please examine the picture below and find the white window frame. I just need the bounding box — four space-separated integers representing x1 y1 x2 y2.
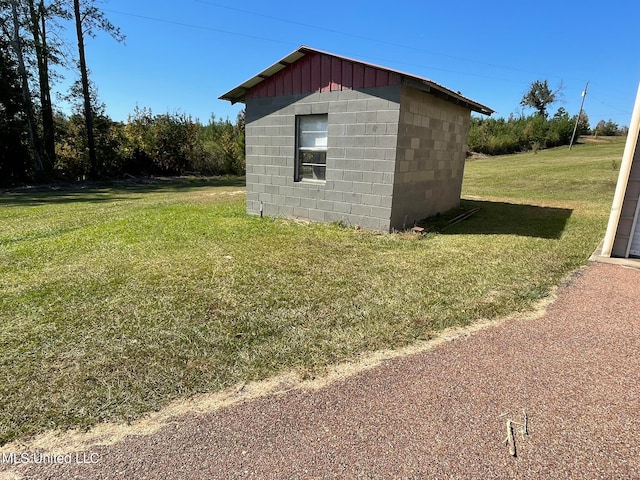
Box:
295 114 328 183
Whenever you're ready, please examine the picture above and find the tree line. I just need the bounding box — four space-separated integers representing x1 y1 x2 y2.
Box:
0 0 245 187
468 80 627 156
0 13 630 189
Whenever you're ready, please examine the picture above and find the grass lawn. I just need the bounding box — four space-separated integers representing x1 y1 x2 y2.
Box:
0 137 624 445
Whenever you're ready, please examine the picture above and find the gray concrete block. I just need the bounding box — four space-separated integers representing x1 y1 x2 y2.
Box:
278 186 294 197
344 147 365 160
361 193 382 207
347 99 368 112
365 123 386 135
365 148 388 161
332 180 354 192
300 197 317 209
307 188 327 200
362 171 384 184
342 191 363 205
324 190 343 202
258 174 273 184
375 135 397 149
333 202 352 214
370 205 392 220
353 181 373 194
326 169 342 182
246 173 260 184
330 147 347 159
278 144 296 156
358 216 384 231
356 111 377 123
278 125 293 136
372 183 393 196
265 146 281 156
380 195 393 207
329 124 346 136
351 204 372 216
372 160 396 173
278 166 293 177
352 159 377 172
331 112 358 125
336 136 356 148
258 193 272 203
265 184 280 195
311 102 329 114
293 207 310 218
324 211 347 223
376 110 399 123
279 205 295 217
264 125 282 136
308 209 325 221
367 94 400 110
285 196 301 207
329 101 349 113
343 170 364 182
336 89 361 101
385 122 398 135
317 199 335 211
355 136 376 148
266 165 283 176
346 124 366 136
271 157 287 169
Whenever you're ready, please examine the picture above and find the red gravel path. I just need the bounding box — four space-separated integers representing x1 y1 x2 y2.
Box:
2 262 639 479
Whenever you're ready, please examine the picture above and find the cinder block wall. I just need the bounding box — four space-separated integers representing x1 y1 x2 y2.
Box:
390 86 471 229
245 87 401 230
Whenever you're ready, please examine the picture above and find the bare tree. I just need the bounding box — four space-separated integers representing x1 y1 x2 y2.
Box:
26 0 66 171
72 0 123 176
6 0 45 175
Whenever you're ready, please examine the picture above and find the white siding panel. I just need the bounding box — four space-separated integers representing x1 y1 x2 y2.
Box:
629 220 640 257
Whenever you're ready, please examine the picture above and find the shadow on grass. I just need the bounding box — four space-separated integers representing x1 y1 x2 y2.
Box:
423 199 573 239
0 176 246 207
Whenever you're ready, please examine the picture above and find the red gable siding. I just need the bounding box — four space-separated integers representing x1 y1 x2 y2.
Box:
246 51 401 100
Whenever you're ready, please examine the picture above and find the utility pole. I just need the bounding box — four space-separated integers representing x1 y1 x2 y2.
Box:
569 81 589 150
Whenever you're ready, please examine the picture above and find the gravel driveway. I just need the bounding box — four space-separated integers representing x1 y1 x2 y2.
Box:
2 262 639 479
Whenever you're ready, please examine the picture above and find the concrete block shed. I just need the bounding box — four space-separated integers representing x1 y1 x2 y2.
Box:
602 82 640 258
220 46 493 231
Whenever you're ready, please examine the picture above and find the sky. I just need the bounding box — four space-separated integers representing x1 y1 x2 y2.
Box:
54 0 640 128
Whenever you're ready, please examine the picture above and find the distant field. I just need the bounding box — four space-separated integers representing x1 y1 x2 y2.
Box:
0 137 625 445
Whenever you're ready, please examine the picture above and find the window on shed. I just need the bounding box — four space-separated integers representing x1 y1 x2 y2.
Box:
296 114 327 182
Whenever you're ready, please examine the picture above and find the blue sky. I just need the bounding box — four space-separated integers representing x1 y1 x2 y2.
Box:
56 0 639 128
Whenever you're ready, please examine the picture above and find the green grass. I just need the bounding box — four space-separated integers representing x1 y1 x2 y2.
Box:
0 138 625 445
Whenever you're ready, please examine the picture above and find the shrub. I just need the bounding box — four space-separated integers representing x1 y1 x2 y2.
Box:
468 108 592 155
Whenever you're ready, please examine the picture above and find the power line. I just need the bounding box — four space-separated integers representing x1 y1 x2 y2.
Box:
102 4 634 123
193 0 576 82
100 7 552 89
101 8 295 47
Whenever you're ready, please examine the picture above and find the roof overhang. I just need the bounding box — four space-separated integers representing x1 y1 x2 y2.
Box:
219 48 307 105
219 46 493 116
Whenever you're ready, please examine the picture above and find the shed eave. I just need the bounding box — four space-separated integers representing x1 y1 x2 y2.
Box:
218 48 309 104
218 45 494 115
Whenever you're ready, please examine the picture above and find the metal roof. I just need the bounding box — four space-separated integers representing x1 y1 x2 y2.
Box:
219 46 493 116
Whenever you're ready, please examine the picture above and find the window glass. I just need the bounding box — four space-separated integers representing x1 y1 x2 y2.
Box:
297 115 327 182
